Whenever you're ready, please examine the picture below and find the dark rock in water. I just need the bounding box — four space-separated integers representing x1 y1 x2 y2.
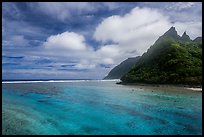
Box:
37 99 47 103
116 81 122 84
46 96 52 98
177 106 184 109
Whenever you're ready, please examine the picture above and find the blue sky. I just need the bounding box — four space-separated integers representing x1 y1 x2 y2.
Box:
2 2 202 80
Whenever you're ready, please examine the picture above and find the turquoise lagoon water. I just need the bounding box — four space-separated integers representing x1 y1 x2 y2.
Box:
2 81 202 135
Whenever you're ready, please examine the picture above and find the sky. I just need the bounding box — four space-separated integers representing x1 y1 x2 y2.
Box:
2 2 202 80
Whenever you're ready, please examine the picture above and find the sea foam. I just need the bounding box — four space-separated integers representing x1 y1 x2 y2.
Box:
2 79 121 84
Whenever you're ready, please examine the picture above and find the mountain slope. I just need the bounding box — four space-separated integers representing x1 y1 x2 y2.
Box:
193 37 202 43
104 56 140 79
121 27 202 85
181 31 191 41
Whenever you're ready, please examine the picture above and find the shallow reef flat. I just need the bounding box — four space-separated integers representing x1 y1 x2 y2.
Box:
2 81 202 135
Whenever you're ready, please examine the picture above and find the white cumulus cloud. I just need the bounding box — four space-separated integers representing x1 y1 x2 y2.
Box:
94 6 202 57
94 7 172 55
43 31 87 51
41 31 121 71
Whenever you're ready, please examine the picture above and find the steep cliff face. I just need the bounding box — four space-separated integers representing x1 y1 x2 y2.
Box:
104 56 140 79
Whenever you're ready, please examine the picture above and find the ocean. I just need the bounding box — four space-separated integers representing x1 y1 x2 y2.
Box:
2 80 202 135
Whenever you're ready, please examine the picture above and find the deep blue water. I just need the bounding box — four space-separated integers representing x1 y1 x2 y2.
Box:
2 81 202 135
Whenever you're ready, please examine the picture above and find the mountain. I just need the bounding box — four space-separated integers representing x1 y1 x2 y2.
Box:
181 31 191 41
193 37 202 43
162 26 181 40
104 56 141 79
120 27 202 85
154 27 180 45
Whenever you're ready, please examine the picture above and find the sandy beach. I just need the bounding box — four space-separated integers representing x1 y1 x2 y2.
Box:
186 87 202 91
117 82 202 92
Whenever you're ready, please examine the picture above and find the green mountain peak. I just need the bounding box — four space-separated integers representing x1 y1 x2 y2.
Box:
181 31 191 41
120 27 202 85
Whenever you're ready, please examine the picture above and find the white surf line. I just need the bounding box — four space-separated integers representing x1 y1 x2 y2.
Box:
186 87 202 91
2 81 44 83
100 79 121 81
2 79 120 84
2 80 87 84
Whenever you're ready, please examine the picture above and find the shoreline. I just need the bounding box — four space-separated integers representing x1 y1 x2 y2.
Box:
117 82 202 92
